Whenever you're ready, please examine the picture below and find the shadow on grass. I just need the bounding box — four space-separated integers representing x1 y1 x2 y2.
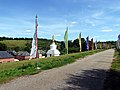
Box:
53 69 107 90
103 69 120 90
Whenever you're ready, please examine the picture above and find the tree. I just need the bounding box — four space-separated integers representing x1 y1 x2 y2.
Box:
24 41 31 52
68 40 73 47
72 39 80 52
71 38 87 52
81 38 87 51
14 46 20 52
59 41 65 54
0 43 7 51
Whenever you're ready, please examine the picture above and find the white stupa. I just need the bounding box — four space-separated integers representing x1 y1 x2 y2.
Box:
47 35 60 57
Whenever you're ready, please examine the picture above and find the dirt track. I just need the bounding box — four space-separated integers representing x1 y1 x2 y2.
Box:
0 49 114 90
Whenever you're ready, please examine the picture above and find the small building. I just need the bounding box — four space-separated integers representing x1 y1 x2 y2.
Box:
7 50 30 61
16 51 30 60
47 35 60 57
7 50 17 56
38 50 46 58
0 51 14 63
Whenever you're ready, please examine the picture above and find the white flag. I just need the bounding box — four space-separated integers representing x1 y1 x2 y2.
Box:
30 30 37 58
95 40 97 49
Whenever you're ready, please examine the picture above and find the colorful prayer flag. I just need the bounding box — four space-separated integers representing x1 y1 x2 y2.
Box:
91 38 94 50
78 32 82 52
30 16 39 59
95 40 97 49
116 34 120 49
64 27 68 54
86 36 89 50
100 42 102 49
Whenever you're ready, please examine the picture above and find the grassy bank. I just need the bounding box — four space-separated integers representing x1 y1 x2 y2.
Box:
103 49 120 90
0 49 103 84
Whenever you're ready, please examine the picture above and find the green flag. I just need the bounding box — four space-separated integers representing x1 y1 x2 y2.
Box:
78 32 82 52
64 27 68 54
52 35 54 43
100 42 102 49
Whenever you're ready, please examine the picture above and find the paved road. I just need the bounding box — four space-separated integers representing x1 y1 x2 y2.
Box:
0 49 114 90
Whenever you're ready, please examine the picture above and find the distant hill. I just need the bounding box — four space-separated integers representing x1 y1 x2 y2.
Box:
0 37 54 53
0 40 27 50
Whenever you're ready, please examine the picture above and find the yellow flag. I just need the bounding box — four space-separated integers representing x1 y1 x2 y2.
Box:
64 27 68 54
78 32 82 52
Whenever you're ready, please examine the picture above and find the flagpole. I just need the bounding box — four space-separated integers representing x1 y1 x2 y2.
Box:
36 15 39 58
35 15 40 69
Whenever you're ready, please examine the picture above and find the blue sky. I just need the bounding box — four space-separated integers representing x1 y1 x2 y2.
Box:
0 0 120 41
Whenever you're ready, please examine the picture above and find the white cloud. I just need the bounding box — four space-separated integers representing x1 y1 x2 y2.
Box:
0 34 8 37
101 29 112 32
101 27 109 29
38 36 46 39
92 11 104 19
26 30 31 33
85 19 96 26
88 5 92 8
70 21 77 24
66 21 78 27
55 34 61 37
69 29 81 34
114 24 120 27
109 6 120 11
94 36 100 38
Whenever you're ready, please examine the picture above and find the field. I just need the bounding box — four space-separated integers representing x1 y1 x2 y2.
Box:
0 40 28 49
0 49 103 84
0 39 52 51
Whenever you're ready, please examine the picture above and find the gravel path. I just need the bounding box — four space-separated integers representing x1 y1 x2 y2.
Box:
0 49 114 90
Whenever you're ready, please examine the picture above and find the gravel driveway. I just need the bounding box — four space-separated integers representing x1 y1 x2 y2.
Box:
0 49 114 90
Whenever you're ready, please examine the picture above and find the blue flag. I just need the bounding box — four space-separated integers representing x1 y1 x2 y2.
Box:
118 34 120 41
116 34 120 49
86 36 89 50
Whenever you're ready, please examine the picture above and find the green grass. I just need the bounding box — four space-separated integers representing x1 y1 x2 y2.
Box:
103 49 120 90
0 40 28 48
0 39 51 51
0 49 104 84
111 49 120 71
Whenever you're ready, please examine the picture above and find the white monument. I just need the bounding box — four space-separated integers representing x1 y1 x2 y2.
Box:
47 35 60 57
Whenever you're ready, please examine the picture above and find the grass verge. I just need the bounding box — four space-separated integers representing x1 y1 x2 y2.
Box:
103 49 120 90
0 49 104 84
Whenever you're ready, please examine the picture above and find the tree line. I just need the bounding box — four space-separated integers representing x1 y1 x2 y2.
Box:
0 37 116 55
0 37 52 41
